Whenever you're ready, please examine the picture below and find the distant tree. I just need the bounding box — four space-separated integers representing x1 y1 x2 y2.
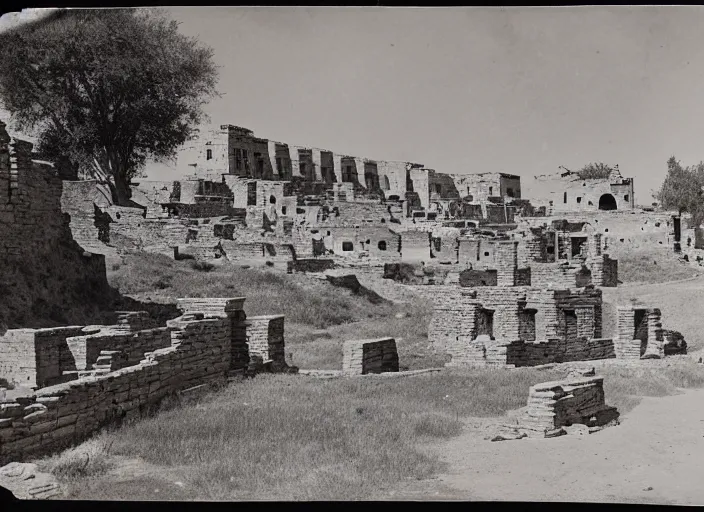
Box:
655 156 704 225
575 162 615 180
0 9 219 205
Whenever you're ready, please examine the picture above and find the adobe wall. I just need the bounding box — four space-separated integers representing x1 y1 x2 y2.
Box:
0 121 118 329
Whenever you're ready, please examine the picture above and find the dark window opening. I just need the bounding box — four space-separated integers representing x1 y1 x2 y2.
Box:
564 192 568 204
269 195 276 204
564 309 578 341
571 236 587 257
519 309 537 342
246 182 257 206
624 194 630 202
378 241 387 251
634 309 648 356
577 197 582 204
507 188 514 198
476 309 494 338
281 206 287 215
484 251 490 257
206 149 213 160
342 241 354 252
489 186 493 195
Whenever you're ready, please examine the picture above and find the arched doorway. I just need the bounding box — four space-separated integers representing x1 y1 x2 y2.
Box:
598 193 617 211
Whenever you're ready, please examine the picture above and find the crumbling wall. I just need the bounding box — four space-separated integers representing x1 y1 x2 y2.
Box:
0 120 118 329
245 315 285 367
615 306 664 359
520 376 619 436
0 316 231 464
342 338 399 376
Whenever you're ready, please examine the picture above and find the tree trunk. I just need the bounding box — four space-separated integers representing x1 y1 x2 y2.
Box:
113 177 132 206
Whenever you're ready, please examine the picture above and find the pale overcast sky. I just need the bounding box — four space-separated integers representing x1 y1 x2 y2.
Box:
6 6 704 202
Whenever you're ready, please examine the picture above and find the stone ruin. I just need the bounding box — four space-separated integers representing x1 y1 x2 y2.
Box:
494 371 620 441
0 120 118 329
0 297 294 464
424 239 686 368
342 338 400 376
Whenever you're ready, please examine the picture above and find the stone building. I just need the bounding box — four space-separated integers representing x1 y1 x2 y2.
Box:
450 172 522 202
528 166 635 214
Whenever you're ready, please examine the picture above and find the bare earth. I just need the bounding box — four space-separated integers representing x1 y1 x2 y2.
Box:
388 386 704 504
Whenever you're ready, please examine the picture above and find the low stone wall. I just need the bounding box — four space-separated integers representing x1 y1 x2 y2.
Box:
287 258 336 273
65 327 173 373
0 316 231 464
0 327 88 389
0 296 291 463
520 376 619 435
342 338 399 376
446 336 617 368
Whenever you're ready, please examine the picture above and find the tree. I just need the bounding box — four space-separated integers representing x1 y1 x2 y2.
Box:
655 156 704 225
575 162 616 180
0 9 219 205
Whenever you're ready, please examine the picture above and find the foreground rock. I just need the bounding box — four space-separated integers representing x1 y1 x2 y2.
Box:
0 462 62 499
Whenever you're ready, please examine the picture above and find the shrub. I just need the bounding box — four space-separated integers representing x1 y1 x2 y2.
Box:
191 260 215 272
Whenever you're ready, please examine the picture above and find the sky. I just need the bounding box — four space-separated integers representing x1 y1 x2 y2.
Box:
6 6 704 202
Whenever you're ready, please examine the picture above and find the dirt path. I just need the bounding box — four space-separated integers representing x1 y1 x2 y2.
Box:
389 387 704 504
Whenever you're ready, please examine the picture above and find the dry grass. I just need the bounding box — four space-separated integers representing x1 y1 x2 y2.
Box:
599 358 704 415
108 252 398 329
36 360 704 501
608 245 702 284
41 366 564 501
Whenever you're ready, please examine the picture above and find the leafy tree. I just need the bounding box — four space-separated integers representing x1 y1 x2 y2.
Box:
0 9 219 205
575 162 615 180
655 156 704 225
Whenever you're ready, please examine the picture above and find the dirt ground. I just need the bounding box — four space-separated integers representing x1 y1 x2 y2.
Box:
387 385 704 504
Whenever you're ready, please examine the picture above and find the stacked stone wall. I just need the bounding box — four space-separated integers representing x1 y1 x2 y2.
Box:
0 121 118 329
342 338 399 375
520 376 619 435
0 317 230 464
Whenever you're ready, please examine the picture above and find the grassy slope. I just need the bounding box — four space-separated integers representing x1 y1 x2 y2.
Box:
108 252 439 371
